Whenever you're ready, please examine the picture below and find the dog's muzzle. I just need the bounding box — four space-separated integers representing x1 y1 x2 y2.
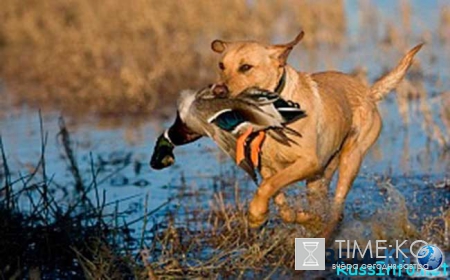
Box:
211 83 229 97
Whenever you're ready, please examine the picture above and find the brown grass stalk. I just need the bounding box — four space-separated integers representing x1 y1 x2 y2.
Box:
0 0 345 116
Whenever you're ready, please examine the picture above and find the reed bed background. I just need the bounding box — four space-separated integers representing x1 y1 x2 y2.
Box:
1 0 448 131
1 1 450 279
1 0 347 115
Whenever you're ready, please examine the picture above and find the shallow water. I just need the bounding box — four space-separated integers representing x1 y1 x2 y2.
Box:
1 0 450 277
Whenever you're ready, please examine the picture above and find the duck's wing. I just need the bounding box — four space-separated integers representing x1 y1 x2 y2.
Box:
207 128 258 183
238 87 280 105
208 105 298 149
207 109 247 133
206 100 299 148
178 89 258 182
272 98 307 123
238 87 307 124
208 102 282 131
179 110 257 183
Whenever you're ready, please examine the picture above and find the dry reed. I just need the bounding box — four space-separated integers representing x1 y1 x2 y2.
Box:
0 0 345 116
1 120 448 279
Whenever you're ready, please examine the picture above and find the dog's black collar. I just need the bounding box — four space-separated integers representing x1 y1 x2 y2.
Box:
274 68 287 94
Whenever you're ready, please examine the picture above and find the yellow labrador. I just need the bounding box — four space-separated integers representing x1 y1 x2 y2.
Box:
211 31 422 237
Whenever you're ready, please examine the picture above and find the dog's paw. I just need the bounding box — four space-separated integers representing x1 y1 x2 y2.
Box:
247 218 269 233
248 198 269 228
278 207 296 223
248 212 268 228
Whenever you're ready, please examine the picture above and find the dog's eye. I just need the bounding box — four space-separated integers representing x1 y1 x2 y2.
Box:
239 64 253 73
218 62 225 71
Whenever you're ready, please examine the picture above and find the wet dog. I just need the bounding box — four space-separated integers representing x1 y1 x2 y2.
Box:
209 31 422 237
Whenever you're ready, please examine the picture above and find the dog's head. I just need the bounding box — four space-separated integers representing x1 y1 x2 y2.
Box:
211 31 304 95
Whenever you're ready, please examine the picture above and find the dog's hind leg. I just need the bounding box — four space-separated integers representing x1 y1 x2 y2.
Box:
321 109 382 239
306 153 339 211
248 156 320 228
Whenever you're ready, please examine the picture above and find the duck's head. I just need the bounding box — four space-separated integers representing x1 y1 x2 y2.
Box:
150 110 202 170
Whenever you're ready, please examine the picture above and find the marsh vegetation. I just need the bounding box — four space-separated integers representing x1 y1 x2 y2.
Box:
0 1 449 279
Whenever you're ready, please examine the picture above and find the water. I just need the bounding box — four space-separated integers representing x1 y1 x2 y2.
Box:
1 1 449 277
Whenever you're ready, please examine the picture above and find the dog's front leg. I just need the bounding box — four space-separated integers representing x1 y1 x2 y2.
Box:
305 153 340 216
248 158 320 228
272 153 340 229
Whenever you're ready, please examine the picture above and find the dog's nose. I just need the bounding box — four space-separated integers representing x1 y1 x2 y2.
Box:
212 84 229 97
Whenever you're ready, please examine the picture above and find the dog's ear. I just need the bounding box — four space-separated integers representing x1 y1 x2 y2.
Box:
211 40 228 53
270 31 305 65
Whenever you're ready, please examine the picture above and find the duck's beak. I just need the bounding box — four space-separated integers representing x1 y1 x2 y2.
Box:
150 134 175 170
150 112 202 170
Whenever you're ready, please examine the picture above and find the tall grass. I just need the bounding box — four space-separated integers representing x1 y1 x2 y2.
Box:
0 116 153 278
0 0 345 116
0 116 448 279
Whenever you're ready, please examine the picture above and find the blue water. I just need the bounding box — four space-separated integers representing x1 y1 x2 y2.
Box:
0 0 449 277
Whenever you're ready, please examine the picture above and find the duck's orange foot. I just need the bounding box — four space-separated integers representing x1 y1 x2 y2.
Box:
236 126 253 164
249 131 265 167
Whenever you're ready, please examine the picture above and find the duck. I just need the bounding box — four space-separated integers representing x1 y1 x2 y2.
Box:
160 85 306 180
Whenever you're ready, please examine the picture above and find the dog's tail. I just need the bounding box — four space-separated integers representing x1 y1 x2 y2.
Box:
370 43 423 101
